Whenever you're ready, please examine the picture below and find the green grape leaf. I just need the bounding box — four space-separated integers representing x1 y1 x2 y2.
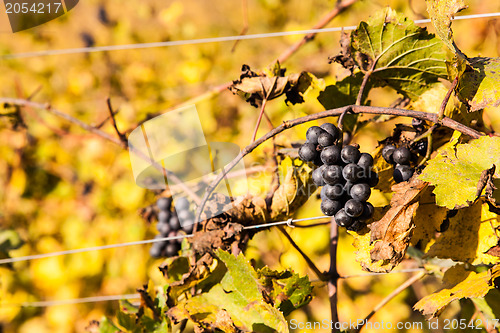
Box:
317 72 365 109
420 136 500 209
414 264 500 318
425 200 500 265
351 7 448 100
257 267 313 316
167 250 289 332
95 317 122 333
425 0 467 54
317 72 365 131
456 57 500 112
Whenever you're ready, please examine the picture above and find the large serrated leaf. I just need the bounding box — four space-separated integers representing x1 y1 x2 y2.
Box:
167 250 289 332
414 264 500 318
351 8 448 100
456 57 500 112
425 200 500 265
420 136 500 209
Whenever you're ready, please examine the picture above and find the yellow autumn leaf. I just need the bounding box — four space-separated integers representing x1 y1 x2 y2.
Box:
414 264 500 317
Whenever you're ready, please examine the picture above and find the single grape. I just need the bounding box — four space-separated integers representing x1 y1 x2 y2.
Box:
350 183 371 201
165 243 179 257
298 142 318 162
342 163 362 183
312 166 327 186
393 164 413 183
359 202 374 221
382 145 396 164
156 197 172 211
306 126 326 145
178 209 194 222
414 140 428 156
393 147 411 165
158 210 171 224
318 132 335 148
320 145 341 165
357 153 374 168
181 220 194 233
156 222 172 235
322 165 343 185
320 123 339 142
344 199 364 218
149 242 164 258
175 197 190 211
169 215 180 230
341 145 361 164
323 183 345 200
321 199 341 216
167 231 178 244
334 208 353 227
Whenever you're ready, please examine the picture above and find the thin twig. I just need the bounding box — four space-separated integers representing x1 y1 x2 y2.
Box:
278 226 327 281
351 271 426 333
231 0 249 52
329 221 340 333
194 104 483 224
106 98 127 147
438 75 459 122
356 63 376 106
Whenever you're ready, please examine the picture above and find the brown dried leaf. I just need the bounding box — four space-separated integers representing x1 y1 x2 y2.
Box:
369 177 428 271
229 64 313 107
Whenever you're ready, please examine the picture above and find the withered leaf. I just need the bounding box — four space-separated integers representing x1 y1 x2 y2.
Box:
369 177 428 271
229 64 314 107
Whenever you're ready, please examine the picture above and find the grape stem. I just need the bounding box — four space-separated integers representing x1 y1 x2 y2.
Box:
194 104 483 226
106 98 127 147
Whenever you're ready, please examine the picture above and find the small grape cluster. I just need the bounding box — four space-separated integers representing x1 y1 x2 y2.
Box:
381 144 416 183
298 123 378 231
149 197 194 258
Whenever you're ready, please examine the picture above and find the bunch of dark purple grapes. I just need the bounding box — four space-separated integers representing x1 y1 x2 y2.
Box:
381 144 416 183
298 123 378 231
150 197 194 258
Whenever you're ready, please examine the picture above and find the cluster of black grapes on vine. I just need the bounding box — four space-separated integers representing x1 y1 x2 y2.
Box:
298 123 378 231
381 119 428 183
150 197 195 258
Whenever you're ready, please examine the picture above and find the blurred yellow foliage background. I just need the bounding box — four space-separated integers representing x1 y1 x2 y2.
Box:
0 0 499 332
